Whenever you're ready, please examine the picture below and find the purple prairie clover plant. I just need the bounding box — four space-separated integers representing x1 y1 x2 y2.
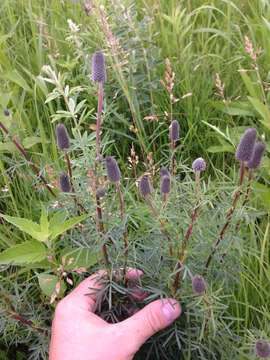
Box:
59 171 72 193
106 157 121 183
236 128 258 162
160 175 171 194
246 142 266 169
192 275 207 295
192 158 206 172
3 109 10 116
169 120 179 180
255 340 270 358
56 124 70 150
160 166 170 177
140 176 151 197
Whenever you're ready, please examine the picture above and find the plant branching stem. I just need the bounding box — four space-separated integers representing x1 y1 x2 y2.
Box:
0 121 57 198
116 183 128 282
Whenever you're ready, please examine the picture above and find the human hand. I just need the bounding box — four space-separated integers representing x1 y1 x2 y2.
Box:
49 268 181 360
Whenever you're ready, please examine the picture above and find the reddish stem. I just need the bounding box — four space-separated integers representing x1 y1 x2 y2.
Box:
96 194 109 268
0 121 56 198
3 309 48 335
116 183 128 281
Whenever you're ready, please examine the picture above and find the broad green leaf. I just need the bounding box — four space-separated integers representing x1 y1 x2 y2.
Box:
0 142 19 153
211 101 255 117
37 273 66 297
0 241 46 265
207 144 234 153
0 92 12 108
49 211 67 229
40 204 50 236
0 70 32 93
239 72 260 99
252 183 270 211
60 248 97 270
247 96 269 122
50 214 88 240
22 136 42 149
0 214 48 242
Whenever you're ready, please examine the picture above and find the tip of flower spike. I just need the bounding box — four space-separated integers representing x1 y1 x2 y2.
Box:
105 156 121 183
3 109 10 116
160 166 170 178
59 171 72 193
140 176 151 197
192 158 206 172
96 188 106 198
160 175 171 194
192 275 206 295
169 120 179 141
56 124 70 150
236 128 258 162
92 51 107 83
246 142 266 169
255 339 270 358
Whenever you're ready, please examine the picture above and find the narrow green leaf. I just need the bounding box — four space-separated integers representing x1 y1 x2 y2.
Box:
22 136 42 149
247 96 269 122
49 211 67 229
60 248 97 270
207 144 234 153
0 241 46 265
0 70 32 93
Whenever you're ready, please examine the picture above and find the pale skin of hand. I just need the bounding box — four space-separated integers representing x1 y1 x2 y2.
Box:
49 268 181 360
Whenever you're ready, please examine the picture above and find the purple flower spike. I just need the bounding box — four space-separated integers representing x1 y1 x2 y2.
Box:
170 120 179 141
192 275 206 295
192 158 206 172
92 51 107 83
56 124 70 150
106 157 121 183
3 109 10 116
246 142 266 169
160 166 170 177
160 175 171 194
59 171 72 193
140 176 151 197
255 339 270 358
236 128 258 162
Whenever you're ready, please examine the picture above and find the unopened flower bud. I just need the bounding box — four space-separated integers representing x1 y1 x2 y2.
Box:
96 188 106 198
92 51 107 82
160 175 171 194
59 171 72 192
192 158 206 172
170 120 179 141
3 109 10 116
56 124 70 150
160 166 170 177
246 142 266 169
192 275 206 295
255 339 270 358
106 157 121 183
236 128 258 162
140 176 151 197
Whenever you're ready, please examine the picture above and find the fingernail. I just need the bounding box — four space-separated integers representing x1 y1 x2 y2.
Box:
162 301 180 323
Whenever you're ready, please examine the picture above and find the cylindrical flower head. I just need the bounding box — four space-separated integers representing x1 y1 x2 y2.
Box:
3 109 10 116
170 120 179 141
160 175 171 194
236 128 258 161
92 51 107 82
106 157 121 183
192 158 206 172
255 340 270 358
140 176 151 197
246 142 266 169
56 124 70 150
59 171 72 192
160 166 170 178
192 275 206 295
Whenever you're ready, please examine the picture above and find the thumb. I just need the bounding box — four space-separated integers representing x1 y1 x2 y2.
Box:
117 299 181 351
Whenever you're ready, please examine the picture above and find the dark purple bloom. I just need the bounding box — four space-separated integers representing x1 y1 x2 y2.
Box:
255 339 270 358
56 124 70 150
92 51 107 83
246 142 266 169
160 166 170 177
192 158 206 172
59 171 72 193
170 120 179 141
236 128 258 162
140 176 151 197
106 157 121 183
160 175 171 194
3 109 10 116
192 275 206 295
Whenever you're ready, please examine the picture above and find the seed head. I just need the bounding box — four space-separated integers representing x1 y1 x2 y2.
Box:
236 128 258 162
3 109 10 116
160 175 171 194
92 51 107 83
96 188 106 198
160 166 170 177
246 142 266 169
192 275 206 295
192 158 206 172
255 340 270 358
140 176 151 197
106 157 121 183
59 171 72 192
56 124 70 150
170 120 179 141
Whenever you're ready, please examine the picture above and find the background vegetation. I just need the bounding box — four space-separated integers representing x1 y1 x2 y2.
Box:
0 0 269 359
